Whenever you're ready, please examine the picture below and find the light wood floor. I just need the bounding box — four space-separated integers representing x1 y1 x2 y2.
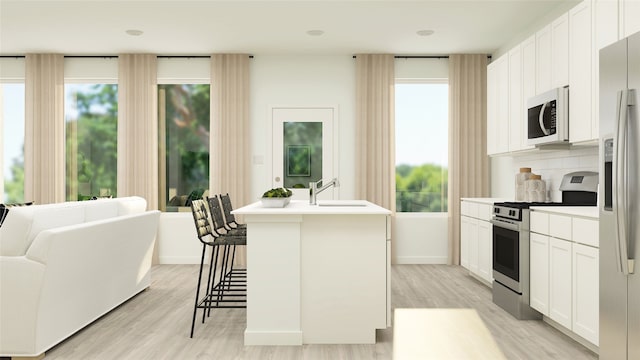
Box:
40 265 597 360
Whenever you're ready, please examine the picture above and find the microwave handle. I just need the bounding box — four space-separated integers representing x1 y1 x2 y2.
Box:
539 101 550 135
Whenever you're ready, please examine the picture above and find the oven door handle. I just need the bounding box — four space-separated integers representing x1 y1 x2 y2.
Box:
490 219 520 232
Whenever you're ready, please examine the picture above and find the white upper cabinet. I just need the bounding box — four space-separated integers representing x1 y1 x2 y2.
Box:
487 54 509 155
569 0 596 143
521 35 537 151
623 0 640 38
508 45 524 152
536 24 553 94
487 62 497 155
595 0 620 50
552 13 570 88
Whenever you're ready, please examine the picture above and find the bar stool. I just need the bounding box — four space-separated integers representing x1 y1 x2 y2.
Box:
219 193 246 232
189 199 246 338
207 195 247 289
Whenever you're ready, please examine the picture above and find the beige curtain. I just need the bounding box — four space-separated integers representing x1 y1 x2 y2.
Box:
355 54 396 212
210 54 250 266
24 54 65 205
448 54 490 265
117 54 159 213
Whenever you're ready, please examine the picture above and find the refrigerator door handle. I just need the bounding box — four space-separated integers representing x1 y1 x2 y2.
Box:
615 89 635 275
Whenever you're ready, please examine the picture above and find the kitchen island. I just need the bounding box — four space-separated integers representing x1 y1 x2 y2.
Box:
232 199 391 345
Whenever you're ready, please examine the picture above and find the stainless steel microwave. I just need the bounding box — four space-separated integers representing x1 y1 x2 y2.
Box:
526 87 569 146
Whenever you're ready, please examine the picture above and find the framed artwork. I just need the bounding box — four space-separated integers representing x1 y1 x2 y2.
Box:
287 145 311 176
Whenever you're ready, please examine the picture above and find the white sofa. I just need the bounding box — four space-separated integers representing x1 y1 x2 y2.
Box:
0 197 160 358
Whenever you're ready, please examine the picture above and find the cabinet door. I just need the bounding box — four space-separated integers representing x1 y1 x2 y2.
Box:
508 45 524 152
550 237 572 329
487 62 498 155
478 220 493 284
530 233 550 316
461 216 471 269
496 55 510 154
569 0 594 143
469 219 479 275
521 35 536 151
552 13 570 88
624 0 640 38
487 55 509 155
536 24 552 94
595 0 620 50
573 243 599 345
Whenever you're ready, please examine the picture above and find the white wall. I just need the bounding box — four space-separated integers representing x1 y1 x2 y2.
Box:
491 146 599 202
395 213 448 264
249 55 357 200
246 55 450 264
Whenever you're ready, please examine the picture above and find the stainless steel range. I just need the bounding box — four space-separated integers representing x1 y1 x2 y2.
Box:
490 171 598 320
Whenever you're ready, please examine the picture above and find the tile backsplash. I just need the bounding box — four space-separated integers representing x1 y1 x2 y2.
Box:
491 146 599 202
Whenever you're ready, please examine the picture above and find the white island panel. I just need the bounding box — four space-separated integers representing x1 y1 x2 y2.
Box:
234 200 391 345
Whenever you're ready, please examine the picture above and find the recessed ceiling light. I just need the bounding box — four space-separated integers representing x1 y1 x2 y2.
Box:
125 29 144 36
306 30 324 36
416 29 435 37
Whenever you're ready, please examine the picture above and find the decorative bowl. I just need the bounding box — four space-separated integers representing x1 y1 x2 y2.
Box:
260 196 291 208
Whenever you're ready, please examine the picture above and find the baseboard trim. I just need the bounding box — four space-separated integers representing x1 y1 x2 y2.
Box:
394 256 447 264
11 352 45 360
542 315 599 355
158 256 201 264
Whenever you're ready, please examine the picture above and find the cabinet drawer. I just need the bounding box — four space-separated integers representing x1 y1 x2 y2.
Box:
572 218 599 247
461 201 471 217
478 204 493 222
531 211 549 234
550 214 572 240
461 201 479 218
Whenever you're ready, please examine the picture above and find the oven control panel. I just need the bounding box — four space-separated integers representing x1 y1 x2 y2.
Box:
493 205 522 221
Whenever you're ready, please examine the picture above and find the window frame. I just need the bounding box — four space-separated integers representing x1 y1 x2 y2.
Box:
1 57 26 203
394 78 449 213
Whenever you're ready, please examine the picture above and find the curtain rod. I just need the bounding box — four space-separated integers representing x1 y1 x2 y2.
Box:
0 55 255 59
352 55 492 59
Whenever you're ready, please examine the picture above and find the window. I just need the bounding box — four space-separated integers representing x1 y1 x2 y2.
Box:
395 81 448 212
1 83 25 203
65 84 118 200
159 84 210 211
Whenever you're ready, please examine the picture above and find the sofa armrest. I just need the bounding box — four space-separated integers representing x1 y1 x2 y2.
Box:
21 211 160 354
0 256 46 355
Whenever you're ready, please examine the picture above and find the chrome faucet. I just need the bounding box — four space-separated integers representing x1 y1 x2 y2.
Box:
309 178 340 205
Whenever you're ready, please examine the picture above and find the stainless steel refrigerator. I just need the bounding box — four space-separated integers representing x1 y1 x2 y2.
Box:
599 32 640 359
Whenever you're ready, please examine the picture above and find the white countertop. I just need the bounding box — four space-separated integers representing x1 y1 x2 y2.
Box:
460 197 511 205
530 206 599 219
232 199 392 215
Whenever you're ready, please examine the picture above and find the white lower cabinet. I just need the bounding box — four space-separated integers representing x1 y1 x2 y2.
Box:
572 243 599 345
477 220 493 283
468 218 479 275
530 210 599 346
461 215 472 269
460 200 494 286
549 237 573 329
530 233 550 315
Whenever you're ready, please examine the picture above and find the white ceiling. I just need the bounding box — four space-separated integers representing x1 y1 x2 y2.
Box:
0 0 579 56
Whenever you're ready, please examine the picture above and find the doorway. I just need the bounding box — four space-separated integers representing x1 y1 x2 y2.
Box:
271 107 337 201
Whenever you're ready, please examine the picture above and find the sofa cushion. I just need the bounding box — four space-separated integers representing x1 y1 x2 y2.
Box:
25 205 85 255
0 207 35 256
84 199 119 222
116 196 147 215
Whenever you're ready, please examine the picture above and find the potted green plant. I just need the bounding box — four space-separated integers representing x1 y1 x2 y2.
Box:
260 187 293 208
